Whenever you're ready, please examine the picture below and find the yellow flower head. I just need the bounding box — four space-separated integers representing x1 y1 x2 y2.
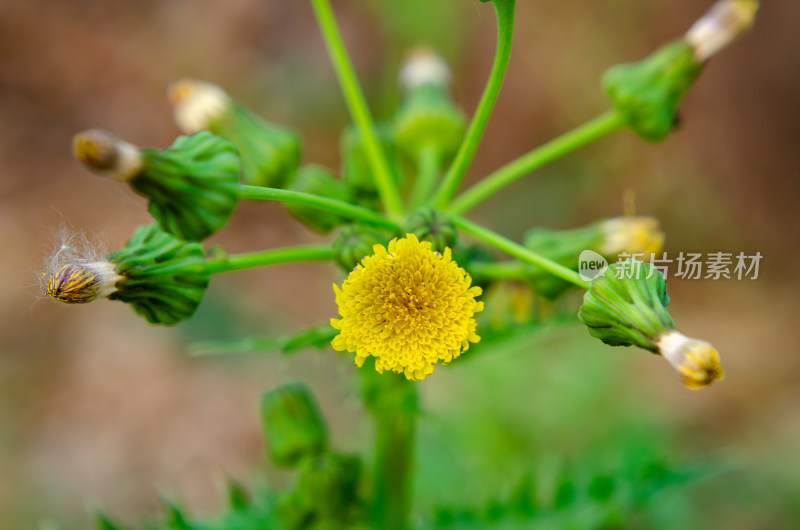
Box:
330 234 484 381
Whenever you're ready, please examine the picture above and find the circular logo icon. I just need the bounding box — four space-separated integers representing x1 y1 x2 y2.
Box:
578 250 608 281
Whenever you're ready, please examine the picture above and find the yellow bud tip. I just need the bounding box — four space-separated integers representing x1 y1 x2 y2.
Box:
73 129 142 181
598 216 665 258
657 331 725 389
686 0 760 61
168 79 230 134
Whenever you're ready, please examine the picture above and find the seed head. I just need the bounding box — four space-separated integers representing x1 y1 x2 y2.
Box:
45 261 121 304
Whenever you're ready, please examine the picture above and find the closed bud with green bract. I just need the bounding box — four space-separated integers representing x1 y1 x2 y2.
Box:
74 129 241 242
603 0 758 142
44 223 209 326
276 452 363 529
578 261 723 389
393 48 466 164
407 207 457 253
523 216 664 299
333 224 390 272
341 123 400 209
286 165 350 234
169 79 301 187
602 41 703 142
261 382 328 468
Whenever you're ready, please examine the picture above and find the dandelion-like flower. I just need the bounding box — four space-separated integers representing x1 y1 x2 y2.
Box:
330 234 483 381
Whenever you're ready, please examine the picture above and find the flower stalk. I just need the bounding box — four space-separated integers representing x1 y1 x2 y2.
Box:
239 185 401 231
361 367 418 530
309 0 404 218
205 244 335 275
451 215 592 289
433 0 516 209
448 110 625 214
409 146 441 210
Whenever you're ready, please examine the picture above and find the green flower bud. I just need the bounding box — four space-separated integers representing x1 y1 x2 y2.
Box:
579 261 724 389
603 1 758 142
523 217 664 299
394 49 466 163
341 123 401 208
106 223 210 325
286 165 350 234
261 382 328 468
294 454 361 518
44 223 209 326
406 208 457 253
169 79 301 187
602 40 703 142
332 224 390 272
578 261 674 352
74 129 241 242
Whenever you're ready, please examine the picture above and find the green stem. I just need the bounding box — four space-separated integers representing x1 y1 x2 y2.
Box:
409 146 441 210
191 324 338 356
449 110 625 214
239 185 401 231
469 260 529 280
368 373 417 530
432 0 516 209
205 244 334 275
310 0 404 218
451 215 591 289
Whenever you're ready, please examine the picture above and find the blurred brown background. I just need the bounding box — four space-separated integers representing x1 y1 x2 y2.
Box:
1 0 798 528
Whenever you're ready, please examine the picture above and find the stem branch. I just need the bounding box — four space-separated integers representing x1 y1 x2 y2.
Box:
451 215 591 289
469 260 530 280
409 146 441 210
310 0 404 218
432 0 516 209
239 185 401 231
449 110 625 214
206 244 334 275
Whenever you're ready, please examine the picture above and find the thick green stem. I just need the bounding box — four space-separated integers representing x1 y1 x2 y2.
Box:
449 110 625 214
206 244 334 275
370 376 417 530
409 146 441 210
310 0 404 218
239 185 401 231
469 260 529 280
451 215 591 289
432 0 516 209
